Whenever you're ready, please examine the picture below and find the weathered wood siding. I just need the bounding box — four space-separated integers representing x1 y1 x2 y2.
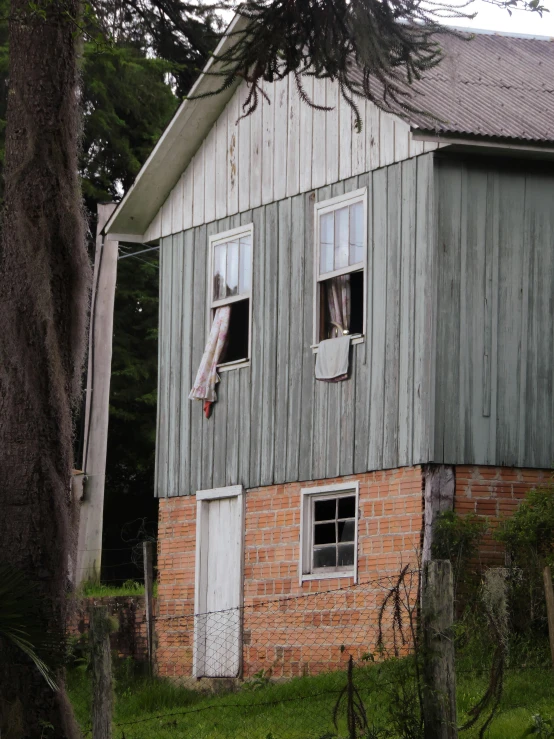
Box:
434 156 554 469
156 154 436 497
144 78 440 244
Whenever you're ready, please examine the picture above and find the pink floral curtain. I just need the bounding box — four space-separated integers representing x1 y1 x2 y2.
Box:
189 306 231 417
326 275 351 338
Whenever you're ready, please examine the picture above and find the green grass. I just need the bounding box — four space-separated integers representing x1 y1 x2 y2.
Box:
78 579 148 598
67 659 554 739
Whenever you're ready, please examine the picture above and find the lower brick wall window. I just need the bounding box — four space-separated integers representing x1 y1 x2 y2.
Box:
300 482 359 583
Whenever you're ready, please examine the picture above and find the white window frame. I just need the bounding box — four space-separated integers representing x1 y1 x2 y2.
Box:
299 482 359 584
207 224 254 371
312 188 367 350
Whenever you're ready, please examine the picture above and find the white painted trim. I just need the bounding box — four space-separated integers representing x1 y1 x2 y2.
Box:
207 223 254 366
313 189 368 346
410 130 554 155
299 481 360 585
196 484 244 501
105 232 146 244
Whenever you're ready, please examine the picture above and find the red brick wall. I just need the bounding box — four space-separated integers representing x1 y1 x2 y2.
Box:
156 467 424 679
454 465 552 567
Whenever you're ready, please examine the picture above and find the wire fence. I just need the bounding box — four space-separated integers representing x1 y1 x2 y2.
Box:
74 556 554 739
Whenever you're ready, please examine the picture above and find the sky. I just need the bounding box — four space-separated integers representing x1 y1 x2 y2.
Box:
441 0 554 36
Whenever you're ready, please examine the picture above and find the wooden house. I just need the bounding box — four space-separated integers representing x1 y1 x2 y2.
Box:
105 23 554 680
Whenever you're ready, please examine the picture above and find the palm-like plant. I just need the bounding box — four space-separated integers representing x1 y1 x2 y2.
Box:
0 565 58 691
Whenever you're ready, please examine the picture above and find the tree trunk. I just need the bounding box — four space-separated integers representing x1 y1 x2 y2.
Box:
0 0 89 733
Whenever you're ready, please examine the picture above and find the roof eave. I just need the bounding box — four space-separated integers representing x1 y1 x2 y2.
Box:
104 13 247 237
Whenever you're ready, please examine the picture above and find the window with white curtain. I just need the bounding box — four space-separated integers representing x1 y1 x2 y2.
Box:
313 189 367 346
209 225 253 368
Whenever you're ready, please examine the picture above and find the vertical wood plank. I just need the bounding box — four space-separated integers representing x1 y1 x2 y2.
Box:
167 233 184 496
190 226 206 492
157 237 172 497
434 159 462 463
383 164 402 469
286 193 306 481
250 92 263 210
339 92 352 182
273 75 289 202
238 83 251 213
379 111 395 168
299 74 313 193
204 125 217 224
183 166 194 231
496 173 525 466
249 206 266 485
161 197 172 237
260 202 279 485
225 370 240 485
179 229 195 496
352 108 366 176
325 80 339 185
192 150 205 227
354 171 372 474
368 168 387 470
171 176 184 235
398 159 416 467
311 77 327 189
299 191 316 480
227 90 240 216
215 111 228 220
366 100 380 171
394 120 410 163
261 80 274 205
274 198 291 483
239 209 253 487
286 75 300 198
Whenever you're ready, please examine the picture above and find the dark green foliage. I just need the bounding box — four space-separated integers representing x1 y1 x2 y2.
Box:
494 485 554 571
80 44 177 207
432 511 488 596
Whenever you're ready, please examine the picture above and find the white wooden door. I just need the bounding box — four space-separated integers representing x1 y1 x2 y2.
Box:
194 487 244 677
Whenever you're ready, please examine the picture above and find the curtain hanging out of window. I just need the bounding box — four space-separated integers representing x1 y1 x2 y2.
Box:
189 305 231 418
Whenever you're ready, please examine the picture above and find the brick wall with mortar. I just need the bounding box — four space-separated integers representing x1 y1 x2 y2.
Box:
156 466 425 680
69 596 150 662
454 465 552 567
155 464 552 680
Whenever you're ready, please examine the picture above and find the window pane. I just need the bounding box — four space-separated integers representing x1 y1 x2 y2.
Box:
349 202 364 266
314 546 336 568
314 522 336 545
338 496 356 519
226 240 239 297
314 499 336 522
320 212 334 275
239 236 252 293
334 206 349 270
213 243 226 300
338 544 355 567
338 520 355 543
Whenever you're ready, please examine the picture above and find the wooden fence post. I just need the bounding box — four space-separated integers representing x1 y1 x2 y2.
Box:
90 605 113 739
422 560 458 739
143 541 154 674
543 566 554 668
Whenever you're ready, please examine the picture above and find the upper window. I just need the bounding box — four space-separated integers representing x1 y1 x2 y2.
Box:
314 189 367 345
209 225 253 367
300 483 359 582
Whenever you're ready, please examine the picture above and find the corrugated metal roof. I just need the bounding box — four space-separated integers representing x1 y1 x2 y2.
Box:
401 31 554 142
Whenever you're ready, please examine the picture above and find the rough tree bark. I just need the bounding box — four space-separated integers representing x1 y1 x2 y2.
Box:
0 0 90 733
